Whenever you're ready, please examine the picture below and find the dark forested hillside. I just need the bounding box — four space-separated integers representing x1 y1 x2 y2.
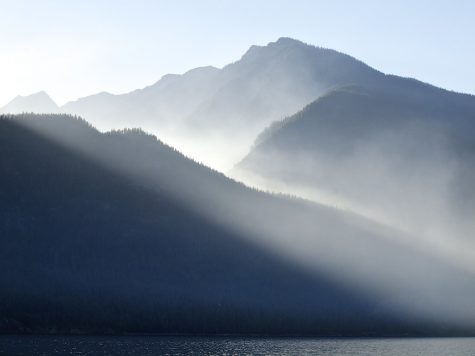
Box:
1 114 475 336
234 85 475 244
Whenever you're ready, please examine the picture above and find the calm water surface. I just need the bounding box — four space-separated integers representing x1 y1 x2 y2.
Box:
1 335 475 355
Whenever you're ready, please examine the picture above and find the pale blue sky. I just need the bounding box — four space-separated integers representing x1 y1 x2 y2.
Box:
1 0 474 106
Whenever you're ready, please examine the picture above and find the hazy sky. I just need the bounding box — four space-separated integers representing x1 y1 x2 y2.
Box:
1 0 474 106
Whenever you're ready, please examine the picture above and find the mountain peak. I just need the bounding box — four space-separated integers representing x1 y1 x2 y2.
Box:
272 37 305 46
15 90 50 100
243 37 305 55
239 37 332 64
1 91 58 114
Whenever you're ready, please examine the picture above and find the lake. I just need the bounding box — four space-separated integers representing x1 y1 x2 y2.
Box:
1 335 475 355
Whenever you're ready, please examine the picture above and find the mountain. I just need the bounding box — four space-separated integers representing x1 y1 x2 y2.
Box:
4 38 384 170
4 38 475 173
62 66 221 133
0 91 59 114
233 85 475 246
1 113 475 335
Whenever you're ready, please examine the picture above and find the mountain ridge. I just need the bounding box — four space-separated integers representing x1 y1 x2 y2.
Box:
2 113 475 335
233 84 475 250
1 91 59 114
2 37 474 172
0 38 388 170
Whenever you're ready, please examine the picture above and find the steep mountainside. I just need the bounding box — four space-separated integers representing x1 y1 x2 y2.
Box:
1 114 475 335
234 86 475 245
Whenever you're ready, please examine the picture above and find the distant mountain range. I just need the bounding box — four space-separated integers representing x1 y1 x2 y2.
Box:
3 38 474 176
1 38 384 170
2 113 475 335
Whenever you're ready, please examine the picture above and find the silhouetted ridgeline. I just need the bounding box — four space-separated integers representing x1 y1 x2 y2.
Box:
234 84 475 243
4 38 474 172
0 38 385 170
1 114 475 336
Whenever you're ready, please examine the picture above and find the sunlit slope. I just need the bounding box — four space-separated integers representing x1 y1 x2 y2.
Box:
1 114 475 335
234 85 475 245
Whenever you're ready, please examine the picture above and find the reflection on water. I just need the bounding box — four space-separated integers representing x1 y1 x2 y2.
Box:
1 335 475 355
